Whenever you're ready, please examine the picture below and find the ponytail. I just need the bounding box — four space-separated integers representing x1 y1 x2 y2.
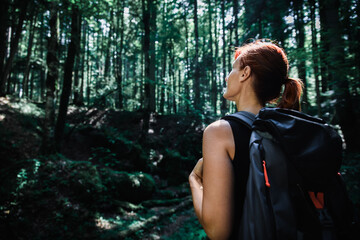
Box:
234 40 303 110
277 77 303 111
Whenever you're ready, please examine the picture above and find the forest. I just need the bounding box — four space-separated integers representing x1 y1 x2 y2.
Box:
0 0 359 239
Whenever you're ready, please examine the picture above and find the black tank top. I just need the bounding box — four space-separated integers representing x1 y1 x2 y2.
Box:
226 119 251 239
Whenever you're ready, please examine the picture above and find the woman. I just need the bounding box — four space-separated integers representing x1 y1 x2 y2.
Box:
189 40 303 239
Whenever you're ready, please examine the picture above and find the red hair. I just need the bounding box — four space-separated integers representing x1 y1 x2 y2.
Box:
234 40 303 110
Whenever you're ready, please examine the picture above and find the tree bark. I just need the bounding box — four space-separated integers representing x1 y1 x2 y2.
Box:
183 3 190 114
208 0 216 114
293 0 308 111
104 10 114 84
318 0 329 92
214 0 219 115
55 5 81 149
160 39 167 114
309 0 321 117
193 0 200 110
86 29 91 106
73 17 83 106
78 21 87 106
0 0 29 96
0 0 10 83
115 0 125 109
232 0 239 46
220 0 227 114
323 0 360 150
170 44 176 114
39 12 46 101
355 2 360 88
142 0 157 113
42 1 59 154
23 11 37 98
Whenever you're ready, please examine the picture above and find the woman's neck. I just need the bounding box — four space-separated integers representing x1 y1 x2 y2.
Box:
235 83 263 115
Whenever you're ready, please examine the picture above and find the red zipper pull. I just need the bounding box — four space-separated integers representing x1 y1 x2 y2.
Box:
262 160 271 188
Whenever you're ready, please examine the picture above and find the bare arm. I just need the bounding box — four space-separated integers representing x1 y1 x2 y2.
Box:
189 120 235 240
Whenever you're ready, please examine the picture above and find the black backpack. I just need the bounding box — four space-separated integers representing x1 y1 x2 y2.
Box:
222 107 356 240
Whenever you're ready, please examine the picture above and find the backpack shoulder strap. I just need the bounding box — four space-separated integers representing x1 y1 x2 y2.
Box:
221 111 256 130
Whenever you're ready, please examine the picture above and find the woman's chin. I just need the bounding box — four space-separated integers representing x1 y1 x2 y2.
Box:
223 92 231 101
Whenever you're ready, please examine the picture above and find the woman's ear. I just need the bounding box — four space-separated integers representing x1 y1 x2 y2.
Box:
240 66 251 82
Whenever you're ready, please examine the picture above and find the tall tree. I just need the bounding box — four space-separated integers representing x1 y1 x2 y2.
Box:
55 5 81 148
322 0 360 150
142 0 157 113
0 0 10 86
104 9 114 83
73 16 84 106
293 0 308 110
42 0 59 153
309 0 321 116
208 0 216 113
39 12 46 101
355 1 360 87
183 2 190 114
220 0 227 114
0 0 30 96
318 0 330 92
23 8 37 98
114 0 125 109
193 0 200 110
232 0 239 46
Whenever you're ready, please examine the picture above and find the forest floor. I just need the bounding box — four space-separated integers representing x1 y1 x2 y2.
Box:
0 96 207 239
1 96 359 240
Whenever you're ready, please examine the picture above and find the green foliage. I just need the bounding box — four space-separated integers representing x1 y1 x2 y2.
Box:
341 152 360 206
161 211 207 240
157 148 192 185
89 147 118 167
0 153 158 239
103 127 148 170
99 168 156 203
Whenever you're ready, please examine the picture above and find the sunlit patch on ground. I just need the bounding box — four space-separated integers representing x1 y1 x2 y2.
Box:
95 216 117 230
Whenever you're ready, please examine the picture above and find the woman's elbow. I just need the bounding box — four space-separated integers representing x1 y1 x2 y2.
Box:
202 218 232 240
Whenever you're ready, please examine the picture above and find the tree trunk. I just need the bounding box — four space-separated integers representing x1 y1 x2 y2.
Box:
142 0 157 113
73 17 83 106
193 0 200 110
220 0 227 114
309 0 321 117
115 0 125 109
39 12 46 101
78 21 87 106
42 1 59 154
30 69 34 99
0 0 29 96
86 29 91 106
208 0 216 114
323 0 360 150
160 41 167 114
170 44 176 114
55 5 81 149
232 0 239 46
23 11 37 98
0 0 10 83
183 3 190 114
318 0 329 92
104 10 114 84
293 0 308 111
214 0 219 114
355 2 360 88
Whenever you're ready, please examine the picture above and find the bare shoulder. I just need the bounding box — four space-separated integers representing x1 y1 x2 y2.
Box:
203 120 233 140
